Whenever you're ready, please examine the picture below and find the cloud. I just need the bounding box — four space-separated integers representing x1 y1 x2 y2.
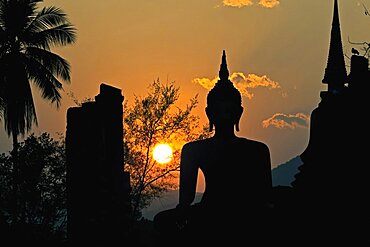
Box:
258 0 280 8
262 113 310 129
192 72 280 99
223 0 253 8
230 72 280 99
222 0 279 8
192 77 218 91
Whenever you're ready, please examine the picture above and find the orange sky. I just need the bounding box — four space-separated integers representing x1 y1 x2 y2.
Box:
1 0 369 173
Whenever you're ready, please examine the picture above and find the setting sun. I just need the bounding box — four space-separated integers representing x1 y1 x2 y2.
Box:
153 144 173 164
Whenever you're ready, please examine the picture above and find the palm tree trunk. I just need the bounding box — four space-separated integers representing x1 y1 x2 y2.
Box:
11 130 19 224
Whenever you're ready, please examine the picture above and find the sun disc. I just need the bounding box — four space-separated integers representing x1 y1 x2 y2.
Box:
153 144 173 164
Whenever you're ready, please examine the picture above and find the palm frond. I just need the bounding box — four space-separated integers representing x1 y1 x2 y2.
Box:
26 6 70 33
0 32 6 57
0 25 5 40
23 23 76 50
0 1 9 27
26 46 71 82
3 89 37 137
23 54 63 107
0 0 36 36
2 64 37 137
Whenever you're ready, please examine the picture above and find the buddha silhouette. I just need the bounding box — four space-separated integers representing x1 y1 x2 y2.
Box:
154 51 272 244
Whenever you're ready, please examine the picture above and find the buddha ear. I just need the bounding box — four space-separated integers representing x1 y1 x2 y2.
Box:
235 122 240 132
235 106 243 132
209 122 214 132
240 106 244 115
206 107 214 132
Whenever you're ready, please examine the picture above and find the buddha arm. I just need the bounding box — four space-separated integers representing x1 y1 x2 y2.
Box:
261 144 273 204
178 144 198 207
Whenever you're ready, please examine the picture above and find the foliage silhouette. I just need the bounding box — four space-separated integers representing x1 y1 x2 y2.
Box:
346 3 370 58
124 79 212 220
0 132 67 243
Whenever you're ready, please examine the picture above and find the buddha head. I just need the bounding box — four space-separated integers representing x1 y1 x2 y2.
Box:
206 50 243 132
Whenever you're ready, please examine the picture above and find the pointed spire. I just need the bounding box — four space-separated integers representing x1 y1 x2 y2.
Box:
219 50 230 81
322 0 347 93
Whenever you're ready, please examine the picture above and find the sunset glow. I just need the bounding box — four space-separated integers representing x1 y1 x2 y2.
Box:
1 0 369 170
153 144 173 164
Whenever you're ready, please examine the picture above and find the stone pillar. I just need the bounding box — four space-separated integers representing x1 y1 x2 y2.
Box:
66 83 130 244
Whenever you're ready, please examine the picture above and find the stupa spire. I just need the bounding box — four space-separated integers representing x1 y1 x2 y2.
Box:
322 0 347 93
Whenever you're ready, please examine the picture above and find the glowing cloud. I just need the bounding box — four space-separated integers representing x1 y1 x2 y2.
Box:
222 0 279 8
192 77 217 91
262 113 310 129
192 72 280 99
258 0 280 8
230 72 280 99
223 0 253 8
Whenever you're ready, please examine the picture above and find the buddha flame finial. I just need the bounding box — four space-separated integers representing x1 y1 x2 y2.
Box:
219 50 230 82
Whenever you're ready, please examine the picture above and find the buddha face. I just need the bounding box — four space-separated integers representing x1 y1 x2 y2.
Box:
206 101 243 131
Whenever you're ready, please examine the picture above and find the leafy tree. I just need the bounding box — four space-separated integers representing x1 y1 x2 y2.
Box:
347 3 370 57
0 0 75 221
124 79 212 219
0 132 67 241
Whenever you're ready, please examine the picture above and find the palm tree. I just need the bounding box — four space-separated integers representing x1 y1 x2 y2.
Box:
0 0 76 150
0 0 76 221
